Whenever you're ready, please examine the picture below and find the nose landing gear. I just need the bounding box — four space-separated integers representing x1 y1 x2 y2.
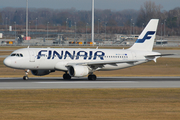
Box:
23 69 29 80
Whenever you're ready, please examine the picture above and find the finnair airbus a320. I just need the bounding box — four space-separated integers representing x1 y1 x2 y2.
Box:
4 19 168 80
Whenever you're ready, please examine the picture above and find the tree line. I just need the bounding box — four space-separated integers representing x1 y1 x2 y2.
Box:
0 1 180 36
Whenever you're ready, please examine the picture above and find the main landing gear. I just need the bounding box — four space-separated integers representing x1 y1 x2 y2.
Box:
63 72 71 80
88 74 97 80
23 69 29 80
63 72 97 80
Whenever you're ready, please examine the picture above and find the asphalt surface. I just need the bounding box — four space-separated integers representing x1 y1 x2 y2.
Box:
0 77 180 89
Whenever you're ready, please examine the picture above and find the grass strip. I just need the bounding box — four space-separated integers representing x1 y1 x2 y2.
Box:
0 88 180 120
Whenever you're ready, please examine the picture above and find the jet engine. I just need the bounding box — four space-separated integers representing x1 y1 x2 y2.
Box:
68 65 89 77
31 70 55 76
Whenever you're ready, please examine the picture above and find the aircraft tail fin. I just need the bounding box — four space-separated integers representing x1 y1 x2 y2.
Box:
129 19 159 51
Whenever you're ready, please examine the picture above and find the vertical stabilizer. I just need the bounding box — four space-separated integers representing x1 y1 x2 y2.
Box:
129 19 159 51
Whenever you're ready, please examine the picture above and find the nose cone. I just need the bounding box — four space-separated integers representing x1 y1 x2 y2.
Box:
3 57 12 67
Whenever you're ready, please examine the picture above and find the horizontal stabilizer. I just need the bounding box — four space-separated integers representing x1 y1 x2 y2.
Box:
145 54 174 62
145 54 174 57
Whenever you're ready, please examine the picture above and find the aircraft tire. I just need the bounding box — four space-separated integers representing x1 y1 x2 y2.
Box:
23 76 29 80
88 75 96 80
63 74 71 80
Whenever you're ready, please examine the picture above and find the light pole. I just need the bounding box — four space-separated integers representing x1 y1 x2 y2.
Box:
47 22 49 40
131 19 133 34
105 22 107 41
6 17 7 32
36 18 38 32
92 0 94 45
26 0 28 38
164 19 166 37
178 10 180 27
133 23 134 35
5 17 7 39
14 22 16 40
66 18 68 30
161 23 163 45
142 23 144 30
71 20 73 33
74 22 76 42
86 23 88 42
98 19 100 41
29 22 31 37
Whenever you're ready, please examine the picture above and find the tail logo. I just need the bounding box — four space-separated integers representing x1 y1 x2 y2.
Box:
135 31 155 43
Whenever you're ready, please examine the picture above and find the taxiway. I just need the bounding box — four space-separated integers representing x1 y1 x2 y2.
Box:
0 77 180 89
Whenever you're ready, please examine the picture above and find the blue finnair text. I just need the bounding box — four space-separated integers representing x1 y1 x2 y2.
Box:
37 50 105 60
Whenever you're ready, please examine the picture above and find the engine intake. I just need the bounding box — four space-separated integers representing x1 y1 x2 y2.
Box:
69 65 89 77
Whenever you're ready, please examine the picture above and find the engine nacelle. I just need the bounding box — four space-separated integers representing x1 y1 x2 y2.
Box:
69 65 89 77
31 70 55 76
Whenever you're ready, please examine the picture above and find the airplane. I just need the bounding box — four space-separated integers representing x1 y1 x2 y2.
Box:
3 19 170 80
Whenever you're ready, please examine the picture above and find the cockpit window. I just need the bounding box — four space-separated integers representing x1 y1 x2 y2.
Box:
11 54 16 56
10 53 23 57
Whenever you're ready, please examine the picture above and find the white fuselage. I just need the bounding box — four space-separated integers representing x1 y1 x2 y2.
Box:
4 48 159 71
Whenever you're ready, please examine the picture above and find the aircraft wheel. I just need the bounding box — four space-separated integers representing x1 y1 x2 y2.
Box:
63 73 71 80
88 74 97 80
23 76 29 80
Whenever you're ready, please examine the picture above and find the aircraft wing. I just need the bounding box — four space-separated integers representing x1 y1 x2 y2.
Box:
66 59 146 66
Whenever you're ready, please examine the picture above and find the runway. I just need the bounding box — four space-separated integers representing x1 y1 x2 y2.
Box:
0 77 180 89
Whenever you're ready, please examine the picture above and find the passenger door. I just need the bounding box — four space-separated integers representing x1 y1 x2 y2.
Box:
28 50 35 62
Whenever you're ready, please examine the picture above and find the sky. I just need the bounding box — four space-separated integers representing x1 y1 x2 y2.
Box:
0 0 179 11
